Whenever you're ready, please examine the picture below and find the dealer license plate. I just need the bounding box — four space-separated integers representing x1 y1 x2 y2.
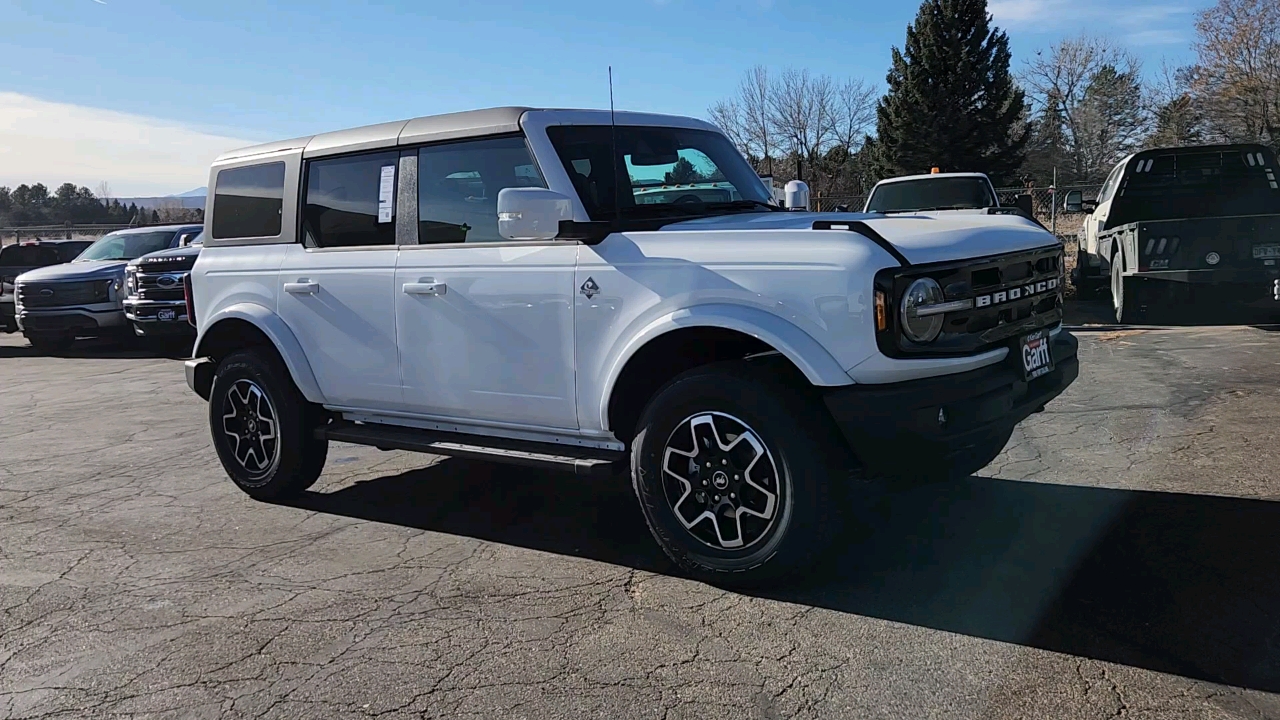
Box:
1253 244 1280 259
157 308 176 322
1018 330 1054 381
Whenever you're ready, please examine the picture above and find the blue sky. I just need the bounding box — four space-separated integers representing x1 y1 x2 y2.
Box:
0 0 1207 195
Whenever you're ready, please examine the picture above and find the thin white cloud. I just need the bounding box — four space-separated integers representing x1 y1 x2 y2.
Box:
0 92 256 196
989 0 1194 45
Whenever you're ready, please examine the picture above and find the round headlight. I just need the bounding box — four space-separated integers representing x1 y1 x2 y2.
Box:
901 277 945 343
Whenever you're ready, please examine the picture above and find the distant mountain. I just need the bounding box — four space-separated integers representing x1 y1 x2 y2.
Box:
170 187 207 198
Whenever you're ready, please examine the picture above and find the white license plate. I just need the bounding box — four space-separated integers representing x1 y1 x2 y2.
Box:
157 308 176 321
1019 330 1054 381
1254 244 1280 259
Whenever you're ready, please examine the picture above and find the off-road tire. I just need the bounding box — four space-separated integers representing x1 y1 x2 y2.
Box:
630 363 851 587
209 349 328 501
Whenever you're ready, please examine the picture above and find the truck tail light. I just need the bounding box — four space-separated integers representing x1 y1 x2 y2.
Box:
184 277 196 327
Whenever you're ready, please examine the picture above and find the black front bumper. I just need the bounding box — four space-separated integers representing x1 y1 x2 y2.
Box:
824 331 1079 478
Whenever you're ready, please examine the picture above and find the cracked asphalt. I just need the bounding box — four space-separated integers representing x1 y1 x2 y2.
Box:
4 312 1280 719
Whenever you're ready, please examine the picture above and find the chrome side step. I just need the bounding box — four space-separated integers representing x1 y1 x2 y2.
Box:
319 421 624 478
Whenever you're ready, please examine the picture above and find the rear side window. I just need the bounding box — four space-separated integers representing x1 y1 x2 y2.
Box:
302 151 399 248
212 162 285 239
0 245 60 267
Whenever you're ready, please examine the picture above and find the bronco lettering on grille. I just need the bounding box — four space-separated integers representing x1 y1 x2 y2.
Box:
973 277 1059 308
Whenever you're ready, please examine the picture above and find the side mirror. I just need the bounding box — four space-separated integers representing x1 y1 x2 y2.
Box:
497 188 574 241
1014 193 1033 216
1063 190 1083 214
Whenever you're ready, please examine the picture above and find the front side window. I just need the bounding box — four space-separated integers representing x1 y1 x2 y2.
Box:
212 162 285 239
865 177 996 213
75 231 177 262
545 125 772 223
417 136 545 244
302 151 399 248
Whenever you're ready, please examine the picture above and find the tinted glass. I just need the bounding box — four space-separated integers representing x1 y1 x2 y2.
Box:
0 244 61 267
1111 148 1280 225
302 151 398 248
56 241 92 262
865 178 996 213
545 125 771 222
76 231 176 261
212 162 285 239
417 136 544 244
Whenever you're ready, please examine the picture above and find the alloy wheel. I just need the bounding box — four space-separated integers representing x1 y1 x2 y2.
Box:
661 411 782 550
220 378 280 482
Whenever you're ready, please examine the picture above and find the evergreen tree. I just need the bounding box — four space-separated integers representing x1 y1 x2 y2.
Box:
663 157 706 184
1146 94 1204 149
1024 93 1073 184
873 0 1028 184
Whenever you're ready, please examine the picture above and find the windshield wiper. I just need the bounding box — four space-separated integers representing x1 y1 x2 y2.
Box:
882 205 982 213
702 199 785 212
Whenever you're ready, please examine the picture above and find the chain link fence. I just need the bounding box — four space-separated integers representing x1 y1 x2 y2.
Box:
0 224 135 247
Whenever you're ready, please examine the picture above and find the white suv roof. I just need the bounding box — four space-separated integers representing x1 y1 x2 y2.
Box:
217 107 721 163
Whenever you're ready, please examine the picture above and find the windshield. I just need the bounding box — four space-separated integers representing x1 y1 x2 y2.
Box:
1109 147 1280 225
545 125 773 223
865 177 996 213
75 231 176 262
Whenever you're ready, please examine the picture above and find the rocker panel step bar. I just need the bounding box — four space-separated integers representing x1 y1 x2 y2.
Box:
319 421 624 478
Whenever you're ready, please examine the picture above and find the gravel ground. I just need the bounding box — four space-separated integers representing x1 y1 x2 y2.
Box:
3 318 1280 719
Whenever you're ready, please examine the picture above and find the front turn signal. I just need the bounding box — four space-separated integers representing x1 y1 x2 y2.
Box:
875 290 887 331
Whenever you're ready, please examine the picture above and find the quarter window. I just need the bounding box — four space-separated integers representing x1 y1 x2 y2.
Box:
417 136 545 244
211 162 285 239
302 151 399 248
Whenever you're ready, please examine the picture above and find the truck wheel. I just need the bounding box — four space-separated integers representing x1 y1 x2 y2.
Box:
1112 255 1142 324
26 333 72 353
630 363 849 587
209 349 328 501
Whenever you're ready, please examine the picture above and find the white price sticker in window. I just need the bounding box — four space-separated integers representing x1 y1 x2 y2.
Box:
377 164 395 223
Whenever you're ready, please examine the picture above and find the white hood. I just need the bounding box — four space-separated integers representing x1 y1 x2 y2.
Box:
663 211 1059 265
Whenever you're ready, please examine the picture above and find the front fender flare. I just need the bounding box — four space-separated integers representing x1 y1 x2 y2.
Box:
596 303 852 432
194 303 327 405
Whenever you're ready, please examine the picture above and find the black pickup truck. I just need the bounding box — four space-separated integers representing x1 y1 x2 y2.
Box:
0 239 94 332
1068 143 1280 323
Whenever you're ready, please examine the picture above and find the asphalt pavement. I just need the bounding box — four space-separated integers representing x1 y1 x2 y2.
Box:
3 308 1280 719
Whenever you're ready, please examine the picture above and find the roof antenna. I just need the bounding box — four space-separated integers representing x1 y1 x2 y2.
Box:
609 66 621 227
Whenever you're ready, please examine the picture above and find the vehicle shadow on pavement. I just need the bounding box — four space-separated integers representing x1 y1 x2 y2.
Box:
1066 298 1280 330
293 461 1280 694
0 337 190 360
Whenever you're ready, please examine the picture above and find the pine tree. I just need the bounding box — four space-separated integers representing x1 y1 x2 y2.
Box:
873 0 1028 184
1146 95 1204 149
1024 93 1072 184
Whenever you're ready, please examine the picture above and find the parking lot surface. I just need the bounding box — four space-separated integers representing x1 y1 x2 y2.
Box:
4 319 1280 719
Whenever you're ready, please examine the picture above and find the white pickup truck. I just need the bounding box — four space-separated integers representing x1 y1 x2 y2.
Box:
184 107 1077 585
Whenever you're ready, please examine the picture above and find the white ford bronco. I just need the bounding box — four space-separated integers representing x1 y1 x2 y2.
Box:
184 107 1078 585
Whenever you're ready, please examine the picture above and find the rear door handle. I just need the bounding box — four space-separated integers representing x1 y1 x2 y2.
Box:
403 280 447 296
283 281 319 295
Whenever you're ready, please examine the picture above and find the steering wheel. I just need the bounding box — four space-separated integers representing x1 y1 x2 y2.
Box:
673 194 704 206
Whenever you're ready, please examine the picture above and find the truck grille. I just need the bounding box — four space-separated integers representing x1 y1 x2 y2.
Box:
17 281 104 308
877 245 1064 358
135 271 187 302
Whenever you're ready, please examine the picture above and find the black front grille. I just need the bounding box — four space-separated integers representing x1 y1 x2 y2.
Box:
877 245 1065 357
135 272 187 302
17 281 105 308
